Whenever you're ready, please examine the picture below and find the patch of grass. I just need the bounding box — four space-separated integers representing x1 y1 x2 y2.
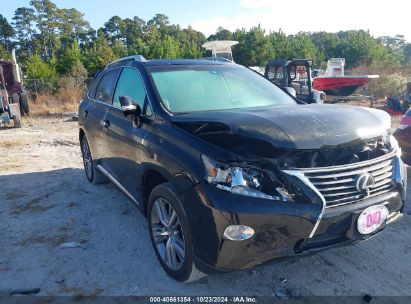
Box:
28 93 80 118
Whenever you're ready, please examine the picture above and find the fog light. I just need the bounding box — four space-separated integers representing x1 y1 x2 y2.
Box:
223 225 254 241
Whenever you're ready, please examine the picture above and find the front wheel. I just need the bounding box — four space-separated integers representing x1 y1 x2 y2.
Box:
148 183 206 282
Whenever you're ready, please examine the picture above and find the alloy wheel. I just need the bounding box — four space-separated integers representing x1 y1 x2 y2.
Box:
150 198 185 270
81 139 93 180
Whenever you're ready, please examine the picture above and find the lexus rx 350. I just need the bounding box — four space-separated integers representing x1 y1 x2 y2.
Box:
78 55 407 282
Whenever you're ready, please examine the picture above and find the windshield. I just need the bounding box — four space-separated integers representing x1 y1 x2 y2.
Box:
148 64 296 113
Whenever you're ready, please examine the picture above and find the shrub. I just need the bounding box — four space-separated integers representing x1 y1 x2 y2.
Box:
367 73 407 98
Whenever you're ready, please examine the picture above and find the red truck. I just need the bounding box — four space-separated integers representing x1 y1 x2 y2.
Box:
0 49 29 128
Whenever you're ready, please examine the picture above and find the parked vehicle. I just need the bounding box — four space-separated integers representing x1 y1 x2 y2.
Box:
0 49 30 128
264 59 325 103
313 58 379 96
78 55 407 282
394 108 411 165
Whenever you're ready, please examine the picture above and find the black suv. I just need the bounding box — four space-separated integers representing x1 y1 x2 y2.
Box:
79 55 407 282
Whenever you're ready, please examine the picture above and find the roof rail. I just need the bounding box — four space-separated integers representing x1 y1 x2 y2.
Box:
105 54 147 69
200 57 233 63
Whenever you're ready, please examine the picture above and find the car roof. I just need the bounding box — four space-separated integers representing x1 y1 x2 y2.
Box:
104 57 233 71
140 59 230 66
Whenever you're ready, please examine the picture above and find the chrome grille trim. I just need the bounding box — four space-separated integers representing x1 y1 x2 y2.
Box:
298 150 396 173
283 170 326 239
285 150 397 209
304 160 392 179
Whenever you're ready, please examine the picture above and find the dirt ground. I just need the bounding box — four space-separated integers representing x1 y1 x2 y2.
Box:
0 116 410 298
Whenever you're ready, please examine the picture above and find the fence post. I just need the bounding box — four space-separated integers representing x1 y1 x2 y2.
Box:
34 79 38 97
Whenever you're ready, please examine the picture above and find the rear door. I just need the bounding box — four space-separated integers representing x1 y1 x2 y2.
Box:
79 69 120 161
81 68 121 161
101 67 153 199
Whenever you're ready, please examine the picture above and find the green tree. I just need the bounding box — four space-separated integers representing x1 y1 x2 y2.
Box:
335 30 381 68
0 44 11 59
178 26 205 58
58 8 93 45
67 59 88 78
12 7 37 57
162 35 181 58
30 0 62 59
112 40 128 58
122 17 145 51
310 31 340 64
0 15 14 50
103 16 124 44
269 29 291 59
55 40 81 75
81 35 116 74
233 26 274 66
288 32 318 60
207 27 233 41
128 37 148 57
147 13 170 35
26 55 57 78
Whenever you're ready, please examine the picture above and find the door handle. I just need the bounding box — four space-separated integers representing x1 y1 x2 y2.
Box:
83 110 88 117
102 119 110 128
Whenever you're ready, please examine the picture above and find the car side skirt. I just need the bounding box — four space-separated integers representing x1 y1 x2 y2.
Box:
97 164 141 208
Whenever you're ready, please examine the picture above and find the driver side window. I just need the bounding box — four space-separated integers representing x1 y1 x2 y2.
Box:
113 67 148 112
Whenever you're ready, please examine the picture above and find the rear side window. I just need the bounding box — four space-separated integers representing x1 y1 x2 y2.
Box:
95 68 120 103
113 67 147 109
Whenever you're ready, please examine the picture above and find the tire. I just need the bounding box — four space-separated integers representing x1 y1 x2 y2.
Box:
13 114 22 128
80 136 108 184
11 93 19 104
19 92 30 115
148 183 206 283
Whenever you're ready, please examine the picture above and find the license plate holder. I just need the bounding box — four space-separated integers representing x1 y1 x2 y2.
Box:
357 205 389 235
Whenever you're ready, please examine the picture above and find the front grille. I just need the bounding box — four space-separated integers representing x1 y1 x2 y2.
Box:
296 151 396 208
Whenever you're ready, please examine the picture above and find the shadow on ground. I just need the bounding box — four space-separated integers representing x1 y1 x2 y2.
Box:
0 168 410 297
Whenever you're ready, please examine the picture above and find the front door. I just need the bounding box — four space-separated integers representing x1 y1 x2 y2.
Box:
101 67 153 199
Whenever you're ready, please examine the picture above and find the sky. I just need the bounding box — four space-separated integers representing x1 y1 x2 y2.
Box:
2 0 410 41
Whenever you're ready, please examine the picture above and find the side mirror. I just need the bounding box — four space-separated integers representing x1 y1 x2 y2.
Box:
119 96 141 117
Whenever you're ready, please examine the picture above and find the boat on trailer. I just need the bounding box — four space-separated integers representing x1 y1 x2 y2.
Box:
313 58 379 96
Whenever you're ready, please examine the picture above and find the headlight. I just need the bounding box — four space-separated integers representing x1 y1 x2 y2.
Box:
201 155 288 201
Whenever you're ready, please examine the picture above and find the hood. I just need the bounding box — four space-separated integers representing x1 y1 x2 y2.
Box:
171 104 391 160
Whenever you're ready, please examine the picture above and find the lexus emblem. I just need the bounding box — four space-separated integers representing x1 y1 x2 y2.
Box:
355 174 375 196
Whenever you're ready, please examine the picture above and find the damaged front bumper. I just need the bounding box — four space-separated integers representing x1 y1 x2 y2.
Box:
180 155 407 273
